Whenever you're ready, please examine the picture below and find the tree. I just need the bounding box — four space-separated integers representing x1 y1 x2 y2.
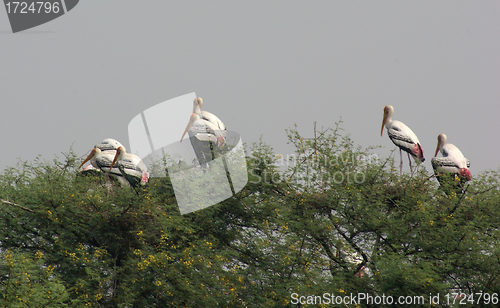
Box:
0 123 499 307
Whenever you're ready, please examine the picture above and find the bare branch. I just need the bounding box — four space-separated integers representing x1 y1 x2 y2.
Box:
1 199 34 213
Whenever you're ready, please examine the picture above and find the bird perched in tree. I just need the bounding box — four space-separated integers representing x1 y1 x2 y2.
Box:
431 133 471 194
181 97 226 167
381 105 425 175
109 146 149 188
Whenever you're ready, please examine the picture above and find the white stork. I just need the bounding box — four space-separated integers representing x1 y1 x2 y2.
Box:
431 133 472 186
109 146 149 188
381 105 425 175
180 97 226 167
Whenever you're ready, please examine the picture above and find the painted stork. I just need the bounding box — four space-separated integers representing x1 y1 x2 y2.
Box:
79 146 129 186
195 97 226 131
109 146 149 188
79 138 123 172
431 134 471 193
95 138 123 153
381 105 425 175
180 97 226 167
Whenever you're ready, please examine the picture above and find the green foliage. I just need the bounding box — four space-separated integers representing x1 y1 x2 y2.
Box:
0 125 499 307
0 249 69 307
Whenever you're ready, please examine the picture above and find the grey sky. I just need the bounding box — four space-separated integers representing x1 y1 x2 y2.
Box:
1 1 499 176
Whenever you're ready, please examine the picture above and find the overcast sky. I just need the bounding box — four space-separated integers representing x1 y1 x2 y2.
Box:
1 1 499 177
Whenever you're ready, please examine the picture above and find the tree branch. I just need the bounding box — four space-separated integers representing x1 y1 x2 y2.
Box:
1 199 34 213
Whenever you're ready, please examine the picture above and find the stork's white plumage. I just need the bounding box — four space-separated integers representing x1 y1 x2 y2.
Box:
196 97 226 131
180 97 226 166
95 138 124 153
80 138 123 170
109 146 149 187
181 113 225 145
431 134 472 181
381 105 425 175
79 147 129 186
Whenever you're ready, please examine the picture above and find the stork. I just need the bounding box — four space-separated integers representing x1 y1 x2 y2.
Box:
95 138 123 153
79 146 129 187
181 97 226 167
195 97 226 131
381 105 425 176
431 134 471 193
79 138 123 172
109 146 149 188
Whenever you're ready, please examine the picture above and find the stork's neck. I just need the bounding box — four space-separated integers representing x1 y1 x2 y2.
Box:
117 147 127 160
193 103 202 117
385 113 393 128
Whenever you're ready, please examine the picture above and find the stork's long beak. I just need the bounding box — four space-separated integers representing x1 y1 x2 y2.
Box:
109 147 122 172
381 113 388 136
180 114 196 142
79 148 96 169
434 139 442 157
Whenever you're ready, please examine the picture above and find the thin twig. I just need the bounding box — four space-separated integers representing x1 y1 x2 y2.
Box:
449 185 469 215
287 238 305 281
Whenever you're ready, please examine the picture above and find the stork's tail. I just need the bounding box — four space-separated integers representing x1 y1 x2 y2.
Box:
459 168 472 181
412 143 425 163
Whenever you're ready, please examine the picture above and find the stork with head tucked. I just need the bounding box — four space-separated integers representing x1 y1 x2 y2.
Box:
195 97 226 131
109 146 149 188
79 146 129 187
79 138 123 172
431 134 471 193
381 105 425 176
181 97 226 167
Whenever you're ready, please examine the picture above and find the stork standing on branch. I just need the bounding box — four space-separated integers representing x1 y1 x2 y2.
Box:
180 97 226 167
381 105 425 176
